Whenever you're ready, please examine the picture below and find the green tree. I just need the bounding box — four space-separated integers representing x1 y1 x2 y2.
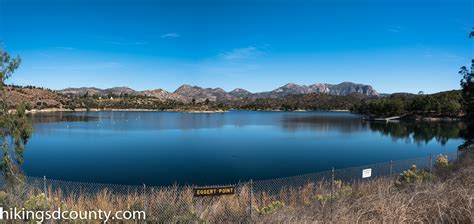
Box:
460 64 474 120
0 50 32 184
441 100 461 117
465 28 474 118
459 29 474 148
385 97 405 116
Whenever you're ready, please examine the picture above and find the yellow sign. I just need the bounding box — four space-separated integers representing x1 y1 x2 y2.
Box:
193 186 235 197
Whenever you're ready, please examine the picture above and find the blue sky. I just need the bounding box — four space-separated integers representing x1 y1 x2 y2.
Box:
0 0 472 93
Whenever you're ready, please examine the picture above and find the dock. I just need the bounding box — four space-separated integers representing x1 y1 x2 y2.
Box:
363 115 406 122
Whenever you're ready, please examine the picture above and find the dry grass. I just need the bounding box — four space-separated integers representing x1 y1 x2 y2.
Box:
257 174 472 223
253 151 473 223
2 151 473 223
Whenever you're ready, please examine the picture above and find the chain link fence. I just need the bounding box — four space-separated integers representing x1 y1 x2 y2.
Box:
0 150 459 223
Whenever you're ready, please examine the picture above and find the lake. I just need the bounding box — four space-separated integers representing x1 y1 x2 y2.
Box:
23 111 463 186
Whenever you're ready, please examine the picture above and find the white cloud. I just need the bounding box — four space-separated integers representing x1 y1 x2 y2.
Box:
444 53 466 61
38 53 53 58
161 33 180 38
55 46 76 50
133 41 148 45
388 26 402 33
33 62 122 71
106 41 148 46
423 48 433 58
422 48 467 61
220 46 263 60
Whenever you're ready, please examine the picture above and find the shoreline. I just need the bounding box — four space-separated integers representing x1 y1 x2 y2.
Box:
22 108 462 121
23 108 229 114
408 117 463 122
363 115 463 122
22 108 351 114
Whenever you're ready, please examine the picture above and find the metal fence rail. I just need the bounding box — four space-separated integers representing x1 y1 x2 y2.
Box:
0 151 459 223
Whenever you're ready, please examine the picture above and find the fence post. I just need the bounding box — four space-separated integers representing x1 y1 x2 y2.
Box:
389 160 393 180
43 176 47 214
249 179 253 223
143 184 147 224
388 160 393 193
330 167 334 222
457 147 459 162
429 154 433 175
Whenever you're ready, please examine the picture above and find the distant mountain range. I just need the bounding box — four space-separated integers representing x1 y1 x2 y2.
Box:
58 82 379 102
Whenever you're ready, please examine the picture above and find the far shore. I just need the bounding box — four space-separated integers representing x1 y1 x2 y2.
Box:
19 108 462 122
363 114 463 122
20 108 351 114
22 108 229 114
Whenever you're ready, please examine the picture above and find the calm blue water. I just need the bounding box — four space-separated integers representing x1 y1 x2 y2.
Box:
23 111 463 185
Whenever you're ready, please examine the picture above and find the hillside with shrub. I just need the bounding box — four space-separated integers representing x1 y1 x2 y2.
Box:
5 85 368 111
5 85 465 116
351 90 463 118
230 93 369 111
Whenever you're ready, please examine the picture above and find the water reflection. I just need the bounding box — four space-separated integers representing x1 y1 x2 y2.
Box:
368 121 464 145
279 114 462 145
29 112 97 123
29 111 463 145
23 111 463 185
281 114 367 133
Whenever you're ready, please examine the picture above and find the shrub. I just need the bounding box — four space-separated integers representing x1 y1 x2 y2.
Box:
0 191 7 207
436 154 449 167
396 165 433 187
333 180 352 198
24 193 47 211
334 180 342 189
434 154 453 179
337 185 353 198
256 201 284 215
314 194 330 207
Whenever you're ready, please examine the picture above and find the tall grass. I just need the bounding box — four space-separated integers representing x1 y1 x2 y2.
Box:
1 151 473 223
